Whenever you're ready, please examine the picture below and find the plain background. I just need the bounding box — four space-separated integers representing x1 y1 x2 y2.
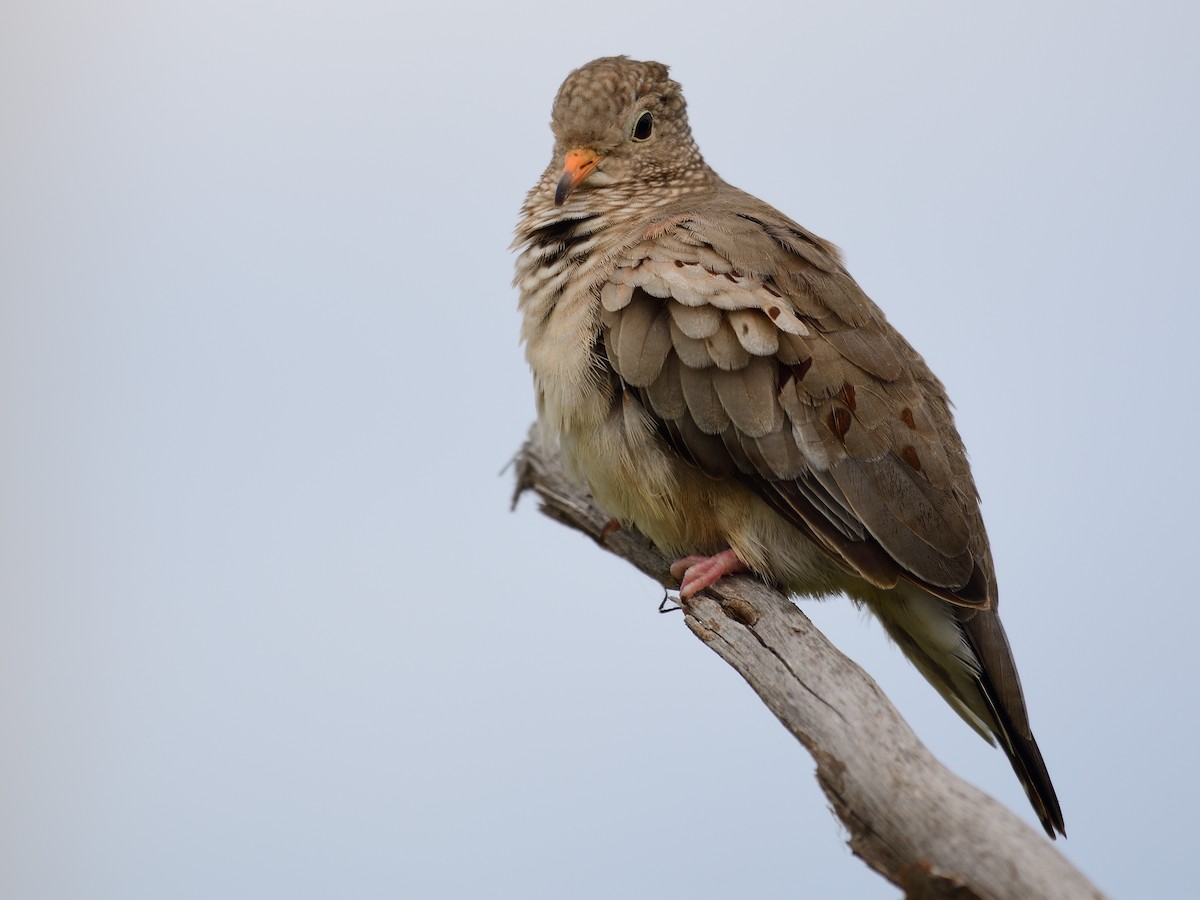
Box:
2 1 1196 897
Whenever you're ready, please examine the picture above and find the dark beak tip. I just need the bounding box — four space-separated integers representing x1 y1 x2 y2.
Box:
554 171 574 207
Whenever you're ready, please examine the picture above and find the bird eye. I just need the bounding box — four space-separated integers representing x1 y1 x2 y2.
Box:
631 111 653 141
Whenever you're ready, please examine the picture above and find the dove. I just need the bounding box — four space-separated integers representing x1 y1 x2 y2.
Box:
514 56 1064 837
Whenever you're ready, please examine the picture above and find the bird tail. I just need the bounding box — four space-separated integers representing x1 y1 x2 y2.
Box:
868 588 1065 838
956 607 1066 838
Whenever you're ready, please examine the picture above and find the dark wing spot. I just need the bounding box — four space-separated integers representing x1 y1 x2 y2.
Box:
900 445 923 472
838 382 857 412
674 259 685 267
900 407 916 430
767 306 781 320
828 408 853 442
780 357 813 387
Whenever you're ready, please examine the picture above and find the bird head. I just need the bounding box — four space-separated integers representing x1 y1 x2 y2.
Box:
546 56 712 207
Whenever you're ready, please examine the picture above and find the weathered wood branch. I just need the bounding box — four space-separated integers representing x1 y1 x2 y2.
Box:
512 429 1103 900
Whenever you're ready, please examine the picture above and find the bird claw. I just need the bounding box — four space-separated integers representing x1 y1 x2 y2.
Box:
599 518 622 544
670 549 747 600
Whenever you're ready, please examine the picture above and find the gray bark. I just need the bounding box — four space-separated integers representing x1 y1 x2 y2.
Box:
512 429 1104 900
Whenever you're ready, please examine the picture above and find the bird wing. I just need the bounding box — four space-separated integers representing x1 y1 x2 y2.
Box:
599 204 994 607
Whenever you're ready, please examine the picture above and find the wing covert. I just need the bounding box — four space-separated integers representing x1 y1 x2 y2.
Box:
598 220 992 607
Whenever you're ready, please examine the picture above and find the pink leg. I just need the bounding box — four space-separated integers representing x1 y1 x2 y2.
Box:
669 549 747 600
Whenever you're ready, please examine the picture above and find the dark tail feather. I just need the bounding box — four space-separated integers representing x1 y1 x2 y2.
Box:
958 608 1066 838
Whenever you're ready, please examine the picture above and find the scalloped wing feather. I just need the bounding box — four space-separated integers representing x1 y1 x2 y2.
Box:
599 221 993 607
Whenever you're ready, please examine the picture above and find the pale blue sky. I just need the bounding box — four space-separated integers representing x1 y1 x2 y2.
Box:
2 1 1197 897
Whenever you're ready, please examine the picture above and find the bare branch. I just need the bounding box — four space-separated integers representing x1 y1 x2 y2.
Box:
513 428 1104 900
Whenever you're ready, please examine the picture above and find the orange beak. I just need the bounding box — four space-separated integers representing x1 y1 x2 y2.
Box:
554 148 603 206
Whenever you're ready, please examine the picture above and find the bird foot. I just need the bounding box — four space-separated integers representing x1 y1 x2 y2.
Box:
669 549 747 600
599 518 622 543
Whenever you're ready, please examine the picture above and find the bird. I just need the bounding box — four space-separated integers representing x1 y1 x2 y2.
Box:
513 56 1064 838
